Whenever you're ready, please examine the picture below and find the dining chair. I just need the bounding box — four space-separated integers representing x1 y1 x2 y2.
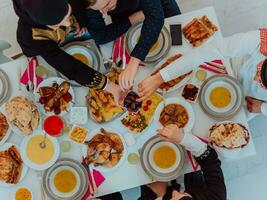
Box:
0 40 12 64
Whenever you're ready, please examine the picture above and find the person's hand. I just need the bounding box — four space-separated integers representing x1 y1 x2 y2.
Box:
119 57 140 90
245 96 263 113
129 11 145 25
138 72 164 101
72 22 87 38
100 0 117 14
171 190 191 200
105 81 127 105
157 124 184 143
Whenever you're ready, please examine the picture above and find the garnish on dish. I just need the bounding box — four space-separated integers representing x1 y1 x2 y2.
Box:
0 146 23 184
209 123 249 149
84 128 124 168
151 54 193 91
159 104 189 128
69 126 88 144
183 15 218 47
123 91 142 113
182 84 199 102
38 81 73 115
87 89 123 123
121 112 148 133
5 96 39 135
0 112 9 142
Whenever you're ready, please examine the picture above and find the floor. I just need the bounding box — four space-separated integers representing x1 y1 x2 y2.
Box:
1 1 267 199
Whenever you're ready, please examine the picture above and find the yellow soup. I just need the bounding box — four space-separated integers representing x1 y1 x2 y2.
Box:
54 169 77 193
15 188 32 200
210 87 232 108
72 53 89 65
153 146 176 169
26 135 55 164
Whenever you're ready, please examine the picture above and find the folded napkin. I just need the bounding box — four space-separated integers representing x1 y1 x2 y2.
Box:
20 57 43 86
112 36 144 67
198 59 228 74
82 159 106 200
187 135 209 172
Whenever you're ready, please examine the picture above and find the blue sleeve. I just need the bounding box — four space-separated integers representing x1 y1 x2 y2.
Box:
86 9 132 45
130 0 164 61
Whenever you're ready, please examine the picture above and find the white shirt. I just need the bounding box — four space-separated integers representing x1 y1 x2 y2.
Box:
159 30 267 116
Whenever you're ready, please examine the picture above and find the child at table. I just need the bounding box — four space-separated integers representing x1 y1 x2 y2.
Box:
138 124 227 200
138 29 267 116
12 0 124 104
83 0 181 91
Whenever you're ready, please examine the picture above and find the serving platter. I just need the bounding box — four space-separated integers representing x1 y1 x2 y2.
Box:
0 110 12 146
0 143 28 187
140 136 185 182
125 23 171 63
35 77 75 116
42 158 89 200
199 75 244 120
82 127 127 173
60 41 102 87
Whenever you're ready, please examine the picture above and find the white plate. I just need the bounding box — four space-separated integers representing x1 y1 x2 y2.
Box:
49 166 81 198
148 141 181 174
3 96 41 137
154 97 195 132
35 77 75 116
0 143 28 187
20 131 60 171
151 55 193 93
0 110 12 146
209 121 250 159
82 127 127 173
205 81 236 113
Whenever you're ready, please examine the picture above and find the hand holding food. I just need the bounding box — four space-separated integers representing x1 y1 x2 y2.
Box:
119 57 140 90
157 124 184 143
105 81 127 105
245 96 263 113
138 72 164 101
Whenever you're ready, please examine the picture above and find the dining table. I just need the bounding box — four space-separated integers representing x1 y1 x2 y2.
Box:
0 6 256 200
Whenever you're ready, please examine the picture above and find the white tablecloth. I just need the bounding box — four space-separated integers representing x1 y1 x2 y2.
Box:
0 6 256 200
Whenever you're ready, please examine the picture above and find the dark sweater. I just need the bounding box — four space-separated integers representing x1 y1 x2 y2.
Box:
12 0 107 89
86 0 180 61
139 146 227 200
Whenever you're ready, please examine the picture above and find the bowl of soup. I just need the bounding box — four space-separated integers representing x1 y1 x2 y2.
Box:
50 166 81 198
148 141 180 174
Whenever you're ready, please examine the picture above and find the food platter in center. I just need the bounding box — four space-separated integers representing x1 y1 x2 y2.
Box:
125 22 171 63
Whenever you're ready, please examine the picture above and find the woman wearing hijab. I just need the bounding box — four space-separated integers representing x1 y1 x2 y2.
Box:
12 0 124 102
138 29 267 116
83 0 181 91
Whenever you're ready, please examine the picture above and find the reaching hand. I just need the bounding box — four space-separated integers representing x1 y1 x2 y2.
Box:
245 96 263 113
138 72 164 101
72 21 87 38
170 190 192 200
119 57 140 91
100 0 117 14
105 81 127 105
157 124 184 144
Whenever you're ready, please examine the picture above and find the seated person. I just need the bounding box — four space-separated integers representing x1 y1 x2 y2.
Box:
12 0 123 102
139 124 227 200
83 0 181 90
138 29 267 116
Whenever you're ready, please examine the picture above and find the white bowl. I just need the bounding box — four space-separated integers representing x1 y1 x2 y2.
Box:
154 97 195 132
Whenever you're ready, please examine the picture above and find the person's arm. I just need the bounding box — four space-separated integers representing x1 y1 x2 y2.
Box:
86 9 132 44
130 0 165 61
33 39 107 89
181 134 226 200
160 30 260 82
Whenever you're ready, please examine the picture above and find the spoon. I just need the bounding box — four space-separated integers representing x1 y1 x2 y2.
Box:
39 132 47 149
162 88 167 108
26 61 34 92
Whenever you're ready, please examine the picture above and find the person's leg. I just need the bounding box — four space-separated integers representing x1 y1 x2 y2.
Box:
160 0 181 18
